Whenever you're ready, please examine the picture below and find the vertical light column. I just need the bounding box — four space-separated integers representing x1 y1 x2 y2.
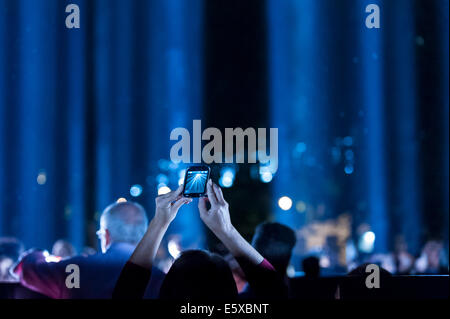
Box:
94 0 113 212
147 0 205 248
0 0 7 235
439 0 449 245
359 0 388 253
267 0 327 228
66 0 87 251
391 0 421 254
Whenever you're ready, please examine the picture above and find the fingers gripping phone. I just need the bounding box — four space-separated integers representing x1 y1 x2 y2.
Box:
182 166 210 197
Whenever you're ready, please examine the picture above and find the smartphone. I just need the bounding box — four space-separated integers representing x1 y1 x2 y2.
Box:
182 166 211 197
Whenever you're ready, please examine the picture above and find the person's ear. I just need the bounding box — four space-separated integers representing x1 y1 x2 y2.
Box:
105 229 112 247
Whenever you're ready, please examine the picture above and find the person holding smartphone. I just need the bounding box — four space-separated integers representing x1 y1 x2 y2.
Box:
113 176 286 299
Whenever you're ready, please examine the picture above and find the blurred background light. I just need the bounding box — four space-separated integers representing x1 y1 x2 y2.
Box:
296 201 306 213
116 197 127 203
219 167 235 188
319 255 330 268
156 173 169 185
260 171 273 183
168 239 181 259
130 184 143 197
36 171 47 185
42 250 61 263
168 162 179 170
331 147 341 163
157 185 171 196
158 159 171 171
293 142 307 158
344 149 354 161
343 136 353 147
259 165 273 183
45 255 62 263
359 231 376 253
278 196 293 211
344 164 354 175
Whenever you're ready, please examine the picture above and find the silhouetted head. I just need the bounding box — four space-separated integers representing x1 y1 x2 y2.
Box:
52 239 76 258
251 222 296 275
97 201 148 253
347 263 392 277
339 263 392 299
302 256 320 278
159 250 238 300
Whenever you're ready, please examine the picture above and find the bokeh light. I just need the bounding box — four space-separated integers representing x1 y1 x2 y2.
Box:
259 165 273 183
219 167 235 188
130 184 143 197
344 164 354 175
260 171 273 183
158 185 171 195
168 239 181 259
278 196 293 211
296 201 306 213
37 171 47 185
359 231 376 253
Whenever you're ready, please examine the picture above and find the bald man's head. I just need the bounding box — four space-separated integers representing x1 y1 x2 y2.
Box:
98 202 148 252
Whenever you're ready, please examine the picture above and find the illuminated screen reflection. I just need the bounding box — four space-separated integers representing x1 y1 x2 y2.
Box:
184 171 208 194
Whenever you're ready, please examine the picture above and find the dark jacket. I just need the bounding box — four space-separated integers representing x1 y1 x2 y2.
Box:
13 242 165 299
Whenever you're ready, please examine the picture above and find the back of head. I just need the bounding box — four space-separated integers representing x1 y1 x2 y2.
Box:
302 256 320 278
52 239 77 258
342 263 392 299
100 202 148 245
251 222 296 275
159 250 238 300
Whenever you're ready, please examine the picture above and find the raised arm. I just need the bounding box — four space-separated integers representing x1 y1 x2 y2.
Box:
198 180 263 265
113 185 191 298
129 185 192 269
198 180 287 298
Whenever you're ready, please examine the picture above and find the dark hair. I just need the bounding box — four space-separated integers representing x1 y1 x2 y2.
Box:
251 222 296 275
159 250 238 300
302 256 320 278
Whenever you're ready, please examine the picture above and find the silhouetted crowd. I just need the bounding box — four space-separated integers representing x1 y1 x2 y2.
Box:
0 182 448 300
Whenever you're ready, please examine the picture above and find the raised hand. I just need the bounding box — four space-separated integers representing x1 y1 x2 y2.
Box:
198 180 233 235
198 180 263 265
155 184 192 226
129 185 191 269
